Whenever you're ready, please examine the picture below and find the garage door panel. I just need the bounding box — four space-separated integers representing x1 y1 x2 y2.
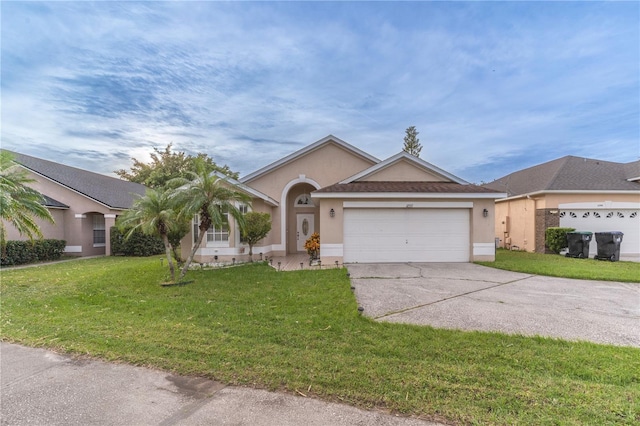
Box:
343 208 470 263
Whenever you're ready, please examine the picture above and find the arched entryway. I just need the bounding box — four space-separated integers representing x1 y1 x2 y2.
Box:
284 181 320 254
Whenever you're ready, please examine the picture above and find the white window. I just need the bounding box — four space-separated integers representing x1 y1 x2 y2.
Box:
93 214 106 246
193 211 229 245
294 194 314 207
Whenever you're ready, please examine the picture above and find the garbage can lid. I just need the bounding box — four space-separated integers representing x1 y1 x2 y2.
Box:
595 231 624 235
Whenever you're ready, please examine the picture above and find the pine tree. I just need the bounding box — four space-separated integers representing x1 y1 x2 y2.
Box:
402 126 422 157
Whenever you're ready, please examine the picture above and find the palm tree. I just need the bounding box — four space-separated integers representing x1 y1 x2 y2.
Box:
117 188 180 282
173 159 250 279
0 151 54 248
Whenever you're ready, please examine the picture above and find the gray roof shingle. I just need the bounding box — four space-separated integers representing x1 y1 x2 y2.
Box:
9 151 147 209
41 195 69 209
483 156 640 196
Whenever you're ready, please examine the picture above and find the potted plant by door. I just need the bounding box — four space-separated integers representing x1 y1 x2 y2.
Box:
304 232 320 265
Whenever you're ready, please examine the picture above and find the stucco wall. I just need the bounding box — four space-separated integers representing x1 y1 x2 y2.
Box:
364 160 447 182
494 198 537 252
244 142 376 200
544 193 640 207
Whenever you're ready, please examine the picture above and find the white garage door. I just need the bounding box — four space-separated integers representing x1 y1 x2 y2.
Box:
559 208 640 257
343 208 470 263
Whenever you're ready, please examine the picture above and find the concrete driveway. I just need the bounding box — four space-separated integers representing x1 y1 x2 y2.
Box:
347 263 640 347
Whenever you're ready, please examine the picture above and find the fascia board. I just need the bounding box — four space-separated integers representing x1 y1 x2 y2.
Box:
343 201 473 208
239 135 379 183
496 189 640 202
312 192 507 199
558 201 640 209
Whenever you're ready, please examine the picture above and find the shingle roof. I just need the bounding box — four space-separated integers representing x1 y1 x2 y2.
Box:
314 181 498 194
41 195 69 209
483 156 640 197
9 151 147 209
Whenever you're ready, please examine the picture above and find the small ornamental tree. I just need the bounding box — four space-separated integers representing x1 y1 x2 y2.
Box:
116 188 180 282
241 212 271 262
304 232 320 261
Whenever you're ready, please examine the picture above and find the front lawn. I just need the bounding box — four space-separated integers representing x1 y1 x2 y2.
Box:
477 249 640 283
1 257 638 425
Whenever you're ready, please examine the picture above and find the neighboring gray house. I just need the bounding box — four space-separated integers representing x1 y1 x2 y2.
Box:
483 156 640 258
3 151 147 257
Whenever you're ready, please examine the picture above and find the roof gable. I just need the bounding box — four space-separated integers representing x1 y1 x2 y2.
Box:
212 171 278 206
240 135 379 183
341 152 468 185
8 151 147 209
483 156 640 196
624 160 640 182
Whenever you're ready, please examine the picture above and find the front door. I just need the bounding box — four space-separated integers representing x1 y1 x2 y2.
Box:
296 214 315 252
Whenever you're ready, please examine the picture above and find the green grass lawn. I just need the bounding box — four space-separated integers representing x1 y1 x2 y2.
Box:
478 249 640 283
1 257 638 425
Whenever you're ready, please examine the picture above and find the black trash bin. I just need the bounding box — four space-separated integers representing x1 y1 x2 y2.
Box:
594 232 624 262
565 232 593 258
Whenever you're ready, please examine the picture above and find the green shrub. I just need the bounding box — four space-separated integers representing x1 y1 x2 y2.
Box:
1 239 66 266
110 227 164 257
545 227 575 254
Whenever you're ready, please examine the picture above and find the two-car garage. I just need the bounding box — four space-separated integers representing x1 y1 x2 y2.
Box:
343 204 471 263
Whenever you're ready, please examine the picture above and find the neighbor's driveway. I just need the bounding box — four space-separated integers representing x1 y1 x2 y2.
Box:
347 263 640 347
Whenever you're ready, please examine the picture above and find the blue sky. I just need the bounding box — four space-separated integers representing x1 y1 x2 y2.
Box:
2 1 638 183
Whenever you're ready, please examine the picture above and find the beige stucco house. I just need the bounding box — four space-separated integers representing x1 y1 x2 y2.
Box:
483 156 640 259
6 136 507 264
4 151 147 257
182 135 506 264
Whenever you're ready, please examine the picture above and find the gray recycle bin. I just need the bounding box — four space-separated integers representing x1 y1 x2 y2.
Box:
565 232 592 259
594 231 624 262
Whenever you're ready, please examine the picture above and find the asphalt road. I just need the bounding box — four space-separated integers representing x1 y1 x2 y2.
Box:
0 342 440 426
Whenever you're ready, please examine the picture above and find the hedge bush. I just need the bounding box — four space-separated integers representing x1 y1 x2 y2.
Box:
110 227 165 257
545 227 575 254
1 239 66 266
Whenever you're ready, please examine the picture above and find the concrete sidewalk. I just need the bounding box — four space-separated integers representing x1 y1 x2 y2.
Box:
0 342 439 426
